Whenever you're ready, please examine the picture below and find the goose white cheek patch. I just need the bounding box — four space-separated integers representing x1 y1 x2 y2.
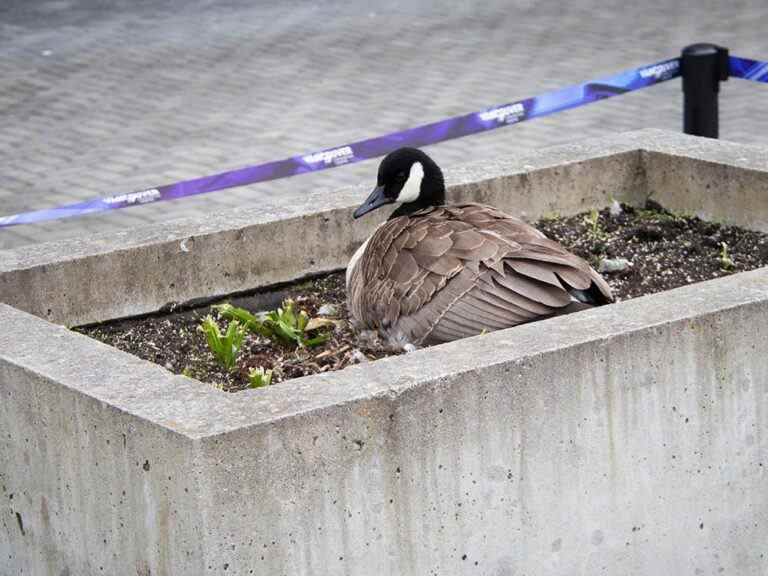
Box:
398 162 424 203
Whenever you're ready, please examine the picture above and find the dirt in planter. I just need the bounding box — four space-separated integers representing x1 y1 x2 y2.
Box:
77 201 768 391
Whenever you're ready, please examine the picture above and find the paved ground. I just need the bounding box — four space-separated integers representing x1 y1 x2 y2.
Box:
1 0 767 250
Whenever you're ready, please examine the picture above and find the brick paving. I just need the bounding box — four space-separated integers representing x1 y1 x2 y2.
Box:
1 0 767 249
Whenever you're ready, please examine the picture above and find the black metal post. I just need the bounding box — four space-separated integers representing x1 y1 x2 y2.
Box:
681 43 730 138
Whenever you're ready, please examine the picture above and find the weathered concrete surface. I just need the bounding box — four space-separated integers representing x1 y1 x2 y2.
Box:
2 266 768 575
0 316 216 574
643 141 768 233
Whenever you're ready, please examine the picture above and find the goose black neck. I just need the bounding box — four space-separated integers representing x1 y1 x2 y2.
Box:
389 153 445 219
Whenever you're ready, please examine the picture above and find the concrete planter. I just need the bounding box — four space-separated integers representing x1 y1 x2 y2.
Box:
1 129 767 575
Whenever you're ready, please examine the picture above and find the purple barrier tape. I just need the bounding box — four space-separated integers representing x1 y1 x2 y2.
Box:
0 57 681 229
729 55 768 83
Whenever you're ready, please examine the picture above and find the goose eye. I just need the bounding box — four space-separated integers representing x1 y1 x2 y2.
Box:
397 172 407 182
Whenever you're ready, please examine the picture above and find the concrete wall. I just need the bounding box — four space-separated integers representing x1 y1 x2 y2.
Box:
2 130 768 575
0 316 211 574
645 142 768 233
3 269 768 576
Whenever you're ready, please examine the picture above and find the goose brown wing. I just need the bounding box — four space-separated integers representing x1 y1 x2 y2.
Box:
349 203 613 345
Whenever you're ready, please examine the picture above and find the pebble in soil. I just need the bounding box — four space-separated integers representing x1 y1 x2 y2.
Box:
78 201 768 391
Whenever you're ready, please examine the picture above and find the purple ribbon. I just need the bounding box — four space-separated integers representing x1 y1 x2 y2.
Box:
729 56 768 83
0 57 681 229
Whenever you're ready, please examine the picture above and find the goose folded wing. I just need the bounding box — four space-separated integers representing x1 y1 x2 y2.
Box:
354 204 612 345
421 209 613 342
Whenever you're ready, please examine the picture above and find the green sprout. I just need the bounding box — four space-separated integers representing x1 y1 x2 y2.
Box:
637 202 689 223
214 299 330 348
248 367 273 388
211 303 268 336
719 241 735 272
198 315 246 370
583 208 603 238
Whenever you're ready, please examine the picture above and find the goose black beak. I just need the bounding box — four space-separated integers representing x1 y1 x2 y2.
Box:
353 185 393 219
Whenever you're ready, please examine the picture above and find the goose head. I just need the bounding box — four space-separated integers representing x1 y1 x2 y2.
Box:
353 147 445 220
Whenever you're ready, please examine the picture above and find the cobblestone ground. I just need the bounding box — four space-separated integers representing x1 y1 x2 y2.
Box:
1 0 767 249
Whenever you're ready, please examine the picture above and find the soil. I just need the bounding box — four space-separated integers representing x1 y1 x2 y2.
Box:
77 201 768 392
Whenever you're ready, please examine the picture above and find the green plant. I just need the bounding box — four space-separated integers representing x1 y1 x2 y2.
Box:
636 205 691 224
214 299 330 348
198 315 246 370
212 303 267 335
583 208 603 238
248 367 273 388
719 241 735 271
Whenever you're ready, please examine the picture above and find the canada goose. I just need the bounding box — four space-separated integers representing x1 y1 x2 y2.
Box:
346 147 613 350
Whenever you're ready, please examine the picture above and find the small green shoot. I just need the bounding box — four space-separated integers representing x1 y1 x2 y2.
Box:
198 315 246 370
215 299 330 348
637 201 692 223
637 208 681 223
583 208 603 238
719 241 735 272
248 367 273 388
262 299 332 347
212 303 270 337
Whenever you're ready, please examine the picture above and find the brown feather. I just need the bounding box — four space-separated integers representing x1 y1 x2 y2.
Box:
451 229 486 251
547 263 593 290
391 251 420 284
450 234 501 261
507 260 565 289
348 202 613 347
493 270 572 308
416 234 453 257
404 225 429 249
468 288 542 320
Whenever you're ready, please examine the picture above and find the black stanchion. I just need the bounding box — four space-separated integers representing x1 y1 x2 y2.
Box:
681 43 730 138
